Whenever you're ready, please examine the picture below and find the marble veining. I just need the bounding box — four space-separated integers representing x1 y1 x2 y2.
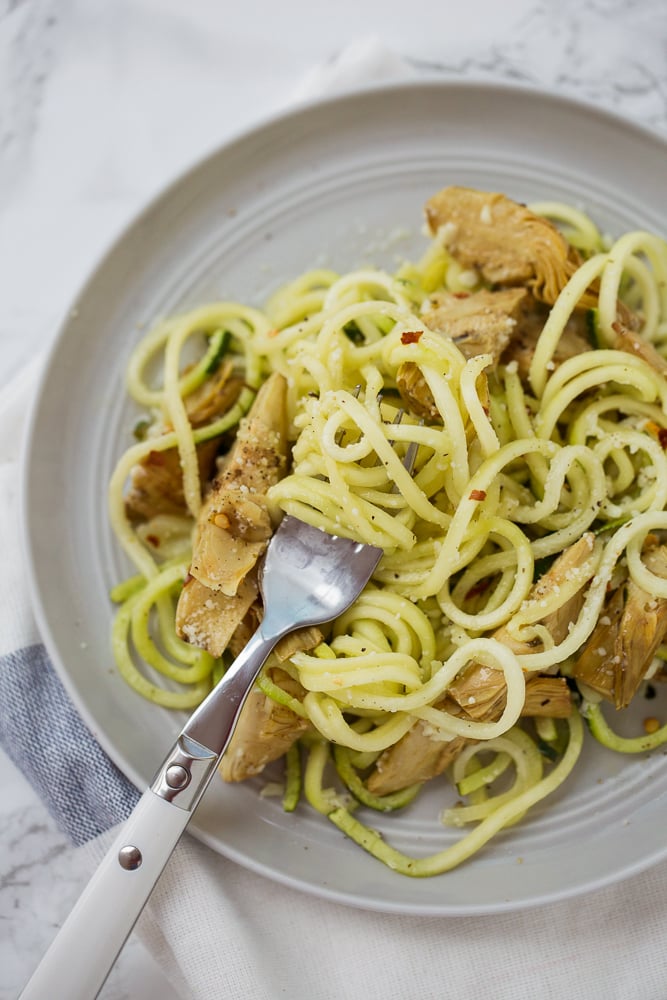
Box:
410 0 667 131
0 0 59 178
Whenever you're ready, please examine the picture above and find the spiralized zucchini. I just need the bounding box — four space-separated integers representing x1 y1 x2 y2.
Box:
108 195 667 876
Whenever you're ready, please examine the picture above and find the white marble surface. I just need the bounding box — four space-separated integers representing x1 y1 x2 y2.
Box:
2 0 667 997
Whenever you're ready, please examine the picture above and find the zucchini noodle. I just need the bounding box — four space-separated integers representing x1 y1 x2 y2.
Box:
312 713 583 878
108 188 667 877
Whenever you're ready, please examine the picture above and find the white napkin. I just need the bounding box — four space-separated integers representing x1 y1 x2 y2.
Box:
6 37 667 1000
290 35 418 100
140 834 667 1000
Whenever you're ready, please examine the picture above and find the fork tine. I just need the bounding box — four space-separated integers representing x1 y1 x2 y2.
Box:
334 384 362 447
401 435 420 477
385 408 420 487
335 389 418 480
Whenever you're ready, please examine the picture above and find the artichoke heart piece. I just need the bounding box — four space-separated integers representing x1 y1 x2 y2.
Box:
425 287 530 365
424 186 584 305
500 303 591 381
572 545 667 709
188 372 288 597
175 372 287 656
220 667 311 783
368 702 469 794
397 287 527 419
397 285 592 421
125 440 220 523
175 572 258 659
125 360 245 523
367 678 572 796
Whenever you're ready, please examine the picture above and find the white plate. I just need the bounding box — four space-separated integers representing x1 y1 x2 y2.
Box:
23 81 667 915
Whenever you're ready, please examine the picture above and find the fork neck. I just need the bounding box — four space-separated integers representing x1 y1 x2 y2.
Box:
181 624 282 760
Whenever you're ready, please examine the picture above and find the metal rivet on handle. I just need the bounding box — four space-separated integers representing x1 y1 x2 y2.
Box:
118 845 143 871
165 764 190 790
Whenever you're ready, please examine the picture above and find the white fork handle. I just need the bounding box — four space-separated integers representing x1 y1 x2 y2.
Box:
20 626 281 1000
19 789 190 1000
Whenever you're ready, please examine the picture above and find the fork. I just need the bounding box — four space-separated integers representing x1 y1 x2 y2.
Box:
21 431 418 1000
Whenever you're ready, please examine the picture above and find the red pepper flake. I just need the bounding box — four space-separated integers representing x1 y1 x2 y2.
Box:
146 534 160 548
401 330 423 345
452 292 470 299
465 578 491 601
644 420 667 448
469 489 487 501
183 572 194 586
267 328 280 339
